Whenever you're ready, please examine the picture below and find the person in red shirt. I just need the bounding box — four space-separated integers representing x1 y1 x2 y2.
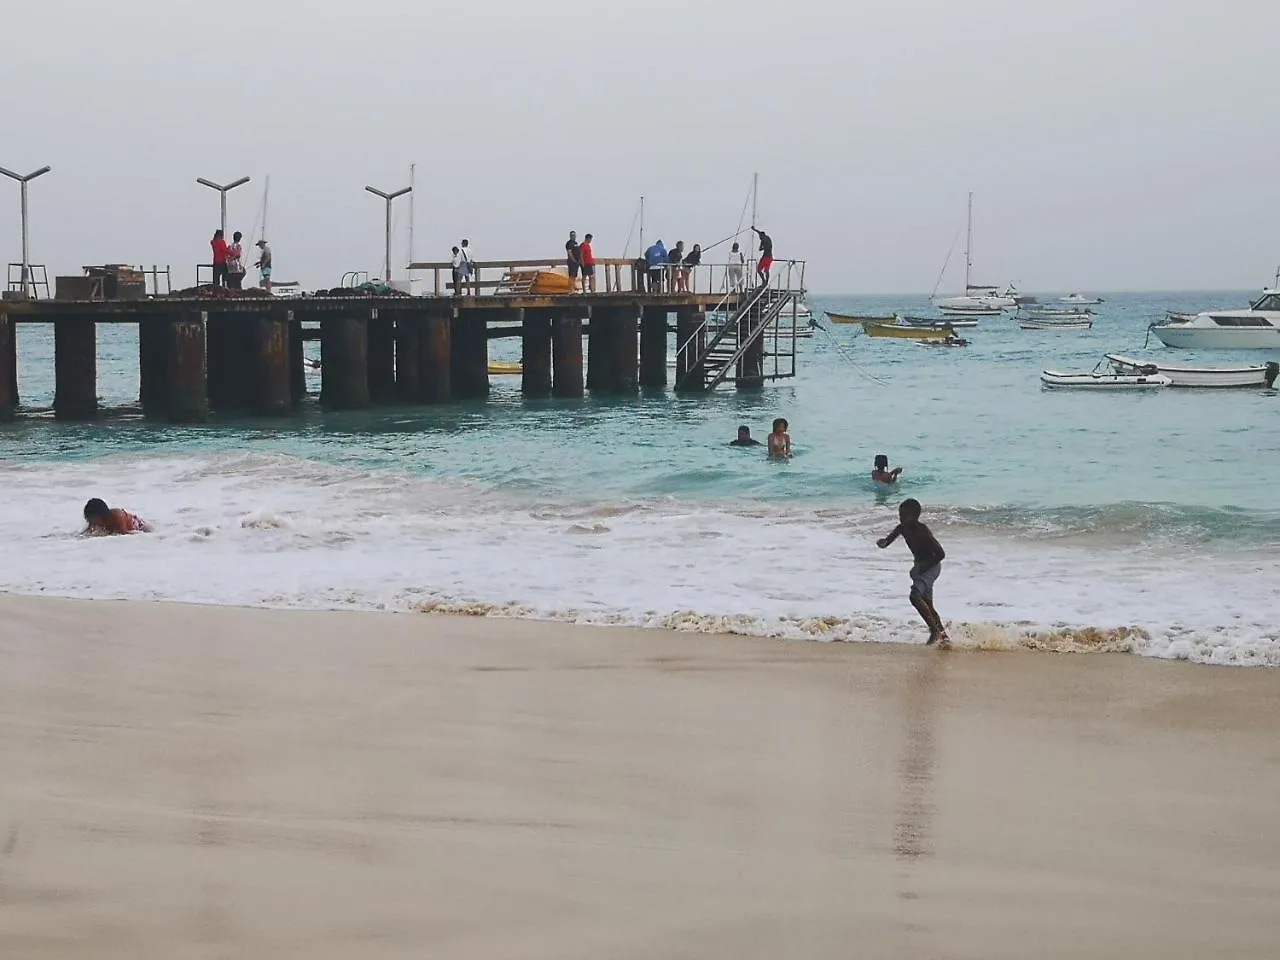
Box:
579 233 596 294
210 229 229 288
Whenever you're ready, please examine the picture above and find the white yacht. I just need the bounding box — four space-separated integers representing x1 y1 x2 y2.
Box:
932 193 1021 312
1148 290 1280 350
1059 293 1104 306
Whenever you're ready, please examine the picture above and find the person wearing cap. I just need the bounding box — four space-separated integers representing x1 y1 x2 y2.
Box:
254 239 273 292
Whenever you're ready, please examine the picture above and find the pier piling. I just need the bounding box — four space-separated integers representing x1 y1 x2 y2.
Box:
0 311 16 419
367 311 396 404
737 313 765 390
521 308 552 398
394 313 420 401
601 304 639 392
675 307 706 392
250 313 291 416
552 308 584 398
138 318 168 417
451 311 490 399
639 305 668 387
321 316 371 409
206 313 250 413
166 312 209 423
288 314 306 404
54 317 98 420
419 309 452 403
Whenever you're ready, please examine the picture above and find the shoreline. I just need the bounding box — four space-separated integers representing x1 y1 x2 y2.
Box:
2 594 1279 957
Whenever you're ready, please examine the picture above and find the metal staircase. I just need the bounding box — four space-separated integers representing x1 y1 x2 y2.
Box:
675 260 806 392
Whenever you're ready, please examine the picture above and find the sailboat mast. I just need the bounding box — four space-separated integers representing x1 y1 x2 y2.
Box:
965 191 973 291
408 163 416 273
262 175 270 241
639 195 645 254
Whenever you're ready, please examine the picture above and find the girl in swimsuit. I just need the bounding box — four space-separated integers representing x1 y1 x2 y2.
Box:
768 418 792 459
83 498 152 535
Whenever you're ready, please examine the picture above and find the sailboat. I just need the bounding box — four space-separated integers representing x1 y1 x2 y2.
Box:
933 193 1022 314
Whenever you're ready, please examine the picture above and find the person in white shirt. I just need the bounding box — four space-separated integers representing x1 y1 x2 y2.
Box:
450 245 463 296
459 239 475 295
727 241 746 291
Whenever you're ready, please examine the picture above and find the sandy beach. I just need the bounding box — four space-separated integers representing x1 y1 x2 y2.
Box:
1 596 1277 958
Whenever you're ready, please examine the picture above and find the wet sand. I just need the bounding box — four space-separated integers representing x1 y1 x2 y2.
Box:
1 595 1278 958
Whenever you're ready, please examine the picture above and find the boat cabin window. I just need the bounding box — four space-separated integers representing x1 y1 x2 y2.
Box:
1211 315 1270 327
1249 293 1280 311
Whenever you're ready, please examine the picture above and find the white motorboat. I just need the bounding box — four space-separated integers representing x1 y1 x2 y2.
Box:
1041 368 1170 389
1148 290 1280 349
1021 306 1093 319
932 193 1019 312
1058 293 1104 306
1106 354 1279 389
898 314 980 329
1019 316 1093 331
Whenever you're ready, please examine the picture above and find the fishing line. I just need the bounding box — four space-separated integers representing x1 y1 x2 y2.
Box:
811 319 891 385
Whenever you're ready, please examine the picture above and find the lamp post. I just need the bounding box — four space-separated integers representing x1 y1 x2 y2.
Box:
365 184 412 283
195 175 251 236
0 164 52 299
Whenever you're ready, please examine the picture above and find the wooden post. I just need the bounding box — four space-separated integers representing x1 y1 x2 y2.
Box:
419 309 452 403
250 312 291 416
367 311 396 404
521 308 552 398
138 317 168 418
0 310 15 420
167 312 209 423
54 317 98 420
737 311 765 389
587 305 614 391
394 312 421 401
288 313 307 403
640 305 668 387
451 309 489 399
675 306 706 393
610 303 639 392
552 307 584 398
320 315 370 409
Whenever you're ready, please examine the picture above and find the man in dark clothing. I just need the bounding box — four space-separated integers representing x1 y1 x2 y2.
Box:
566 231 582 292
877 498 949 646
751 226 774 286
729 425 762 447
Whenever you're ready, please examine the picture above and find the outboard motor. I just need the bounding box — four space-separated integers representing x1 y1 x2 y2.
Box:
1265 361 1279 389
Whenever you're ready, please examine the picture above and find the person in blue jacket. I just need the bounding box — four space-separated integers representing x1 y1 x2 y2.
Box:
644 239 668 293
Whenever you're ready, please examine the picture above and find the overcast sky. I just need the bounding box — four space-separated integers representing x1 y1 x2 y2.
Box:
2 0 1277 293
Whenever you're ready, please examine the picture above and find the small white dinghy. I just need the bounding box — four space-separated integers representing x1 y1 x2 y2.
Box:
1106 354 1279 389
1041 363 1171 390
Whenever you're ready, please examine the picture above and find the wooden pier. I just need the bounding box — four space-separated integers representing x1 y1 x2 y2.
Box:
0 258 806 422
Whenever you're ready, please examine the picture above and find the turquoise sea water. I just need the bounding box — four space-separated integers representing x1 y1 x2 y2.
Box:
3 290 1278 664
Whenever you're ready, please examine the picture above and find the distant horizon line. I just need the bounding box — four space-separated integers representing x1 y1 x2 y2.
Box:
806 287 1267 298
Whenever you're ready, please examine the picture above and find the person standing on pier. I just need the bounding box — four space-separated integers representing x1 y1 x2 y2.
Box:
644 239 667 293
254 239 273 292
460 239 475 295
226 231 246 290
211 229 229 288
450 246 463 296
683 243 703 293
752 226 773 287
667 241 686 293
580 233 597 294
727 241 746 291
565 231 582 292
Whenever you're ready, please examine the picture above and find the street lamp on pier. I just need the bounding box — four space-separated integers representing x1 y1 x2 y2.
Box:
365 184 412 284
195 175 251 236
0 164 52 299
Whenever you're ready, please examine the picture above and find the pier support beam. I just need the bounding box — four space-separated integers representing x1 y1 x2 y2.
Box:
552 307 584 398
736 312 765 390
321 316 370 410
394 313 420 402
138 318 168 418
205 313 251 413
419 310 452 403
54 317 98 420
640 305 668 388
367 311 396 404
167 312 209 423
451 310 490 400
289 315 307 403
675 307 706 393
599 304 639 393
250 313 291 416
521 308 552 398
0 311 16 420
587 306 614 391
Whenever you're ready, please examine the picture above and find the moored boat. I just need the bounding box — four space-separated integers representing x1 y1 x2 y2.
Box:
1148 290 1280 349
937 302 1003 316
825 311 897 325
898 315 979 329
916 336 970 347
1041 368 1170 389
865 322 953 340
488 361 523 376
1106 354 1279 388
1019 316 1093 331
1058 293 1104 305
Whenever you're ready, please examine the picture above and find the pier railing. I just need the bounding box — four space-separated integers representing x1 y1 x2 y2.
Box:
406 256 805 299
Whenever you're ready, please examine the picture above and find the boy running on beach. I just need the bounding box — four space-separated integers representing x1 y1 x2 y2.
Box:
877 498 948 646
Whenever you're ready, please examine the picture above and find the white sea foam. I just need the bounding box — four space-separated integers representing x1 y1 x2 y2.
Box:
2 453 1277 667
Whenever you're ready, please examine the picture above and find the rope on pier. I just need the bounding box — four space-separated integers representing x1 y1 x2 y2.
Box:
811 319 891 386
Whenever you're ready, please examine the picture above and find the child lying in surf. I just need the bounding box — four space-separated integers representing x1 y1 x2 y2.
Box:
83 498 152 535
872 454 902 484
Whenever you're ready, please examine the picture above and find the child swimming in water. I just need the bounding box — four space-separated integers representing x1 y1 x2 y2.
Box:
872 454 902 484
83 498 152 535
768 418 792 459
877 498 948 646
